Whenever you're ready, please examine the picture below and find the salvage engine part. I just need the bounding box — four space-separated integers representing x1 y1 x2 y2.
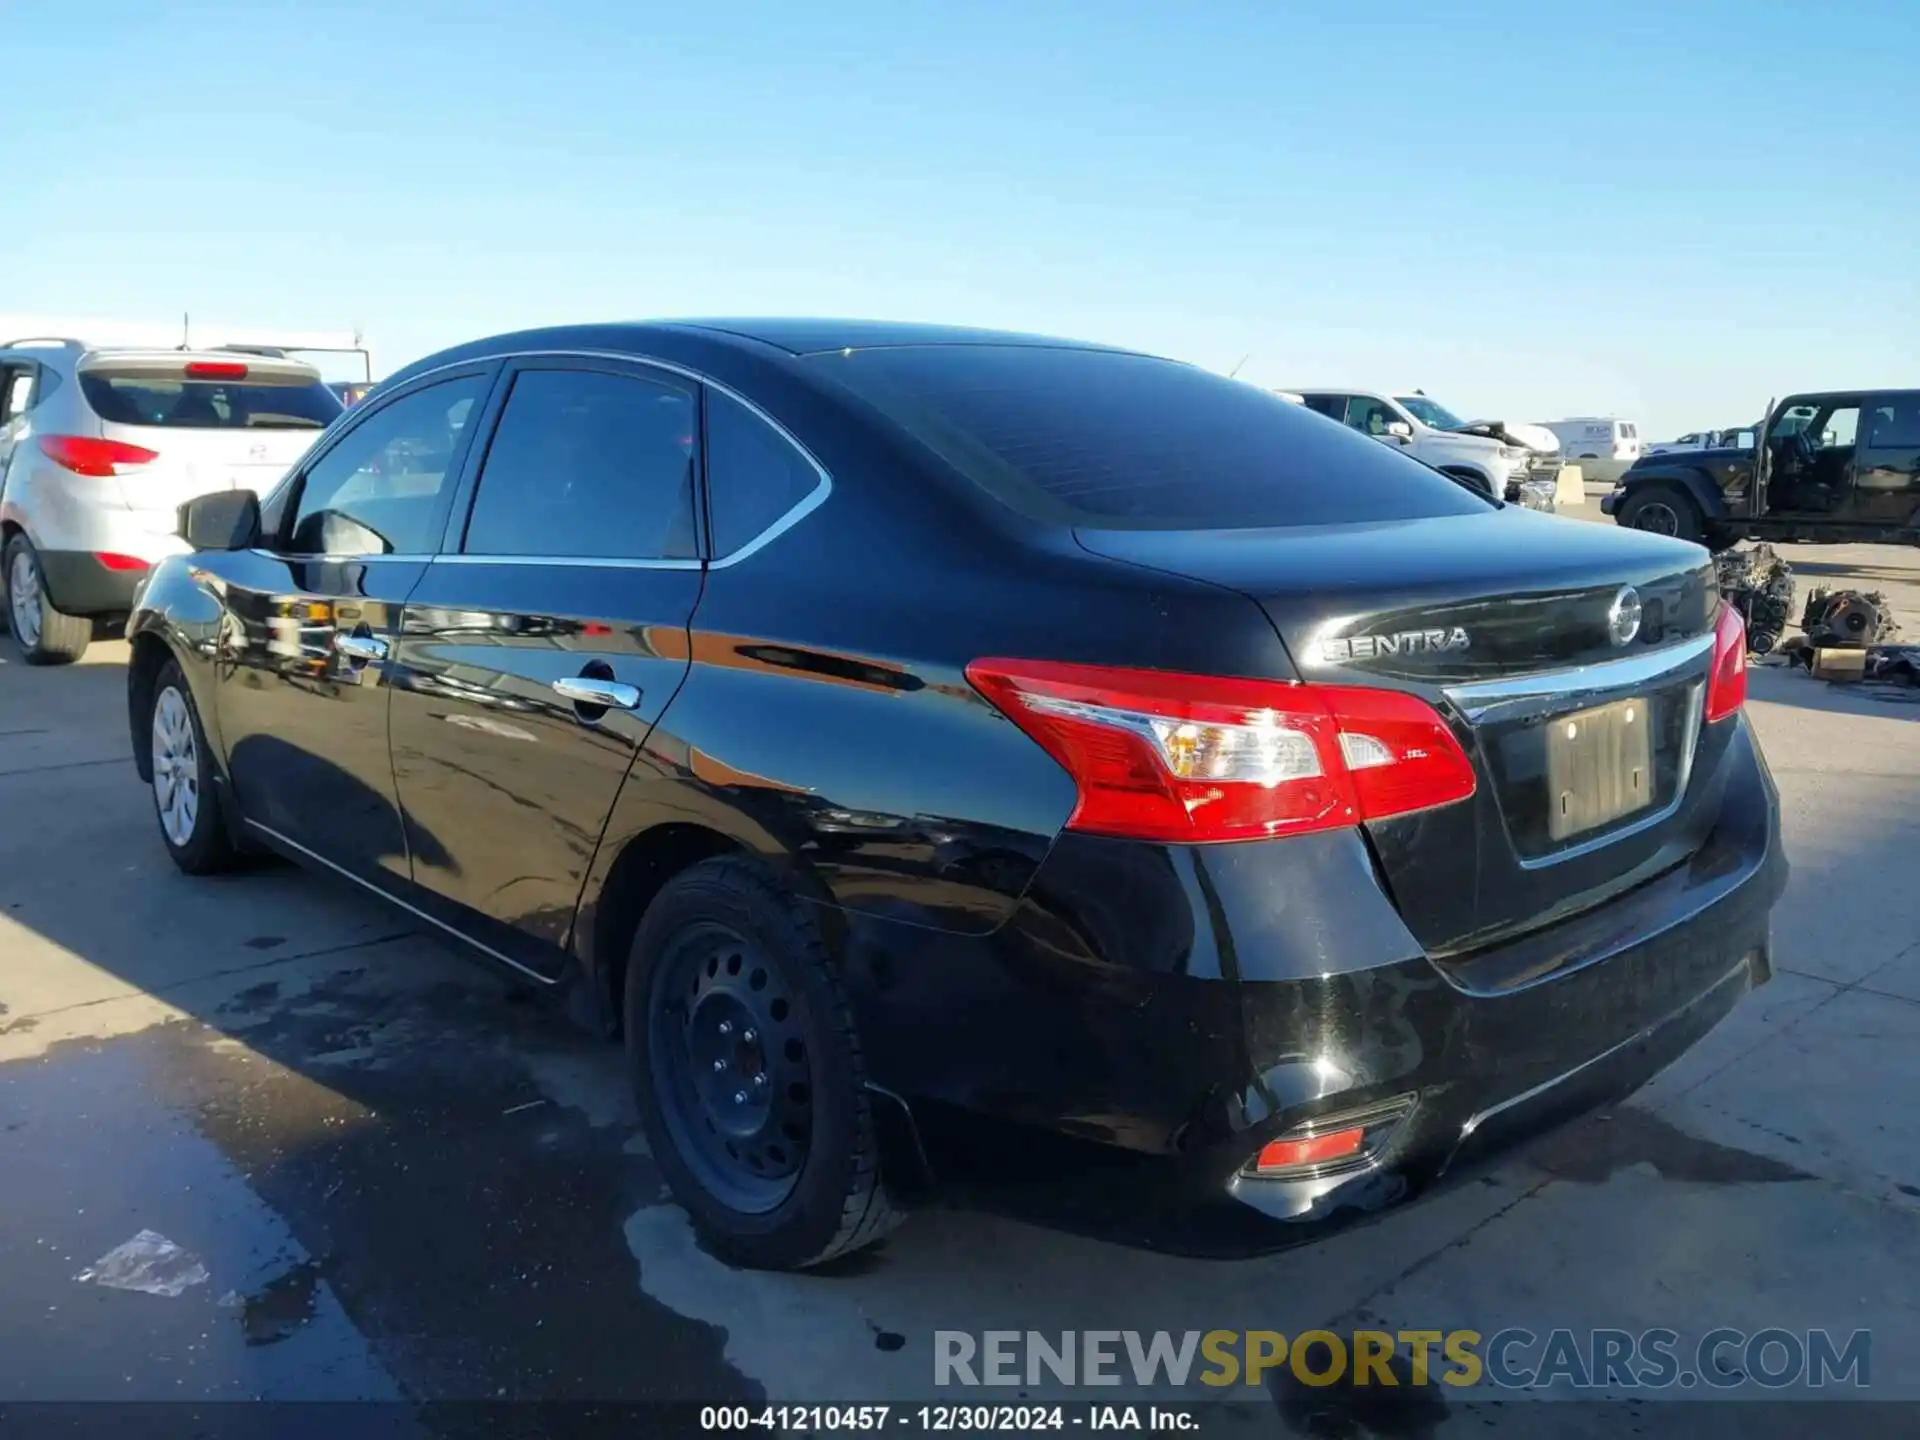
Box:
1865 645 1920 686
1713 544 1795 654
1801 588 1899 649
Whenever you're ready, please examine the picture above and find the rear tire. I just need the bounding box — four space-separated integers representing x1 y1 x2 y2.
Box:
148 660 239 874
1617 482 1705 544
4 536 91 664
625 855 902 1270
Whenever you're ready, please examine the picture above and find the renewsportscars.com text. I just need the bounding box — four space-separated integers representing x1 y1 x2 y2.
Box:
934 1328 1871 1391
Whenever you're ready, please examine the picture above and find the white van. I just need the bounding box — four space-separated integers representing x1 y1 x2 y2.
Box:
1541 417 1641 482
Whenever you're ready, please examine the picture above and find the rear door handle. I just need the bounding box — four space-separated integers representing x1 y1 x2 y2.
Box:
552 676 641 710
335 633 388 662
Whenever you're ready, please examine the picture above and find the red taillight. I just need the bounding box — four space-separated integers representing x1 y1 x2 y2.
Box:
965 659 1477 844
184 361 248 379
95 552 150 572
1705 602 1747 723
36 435 160 477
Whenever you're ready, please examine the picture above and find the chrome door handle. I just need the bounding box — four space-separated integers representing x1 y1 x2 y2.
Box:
335 633 388 662
552 676 641 710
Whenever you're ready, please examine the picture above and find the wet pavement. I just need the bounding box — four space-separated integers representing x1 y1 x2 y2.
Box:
3 537 1920 1433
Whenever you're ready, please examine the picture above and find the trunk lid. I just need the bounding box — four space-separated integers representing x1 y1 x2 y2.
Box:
1077 507 1722 956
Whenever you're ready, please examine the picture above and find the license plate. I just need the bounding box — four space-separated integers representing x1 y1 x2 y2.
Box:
1545 696 1653 840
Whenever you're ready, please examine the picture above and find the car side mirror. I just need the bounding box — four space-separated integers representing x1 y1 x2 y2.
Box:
177 489 262 551
1384 421 1414 440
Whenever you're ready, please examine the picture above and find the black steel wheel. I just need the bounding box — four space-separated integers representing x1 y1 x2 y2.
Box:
624 855 902 1269
648 919 814 1213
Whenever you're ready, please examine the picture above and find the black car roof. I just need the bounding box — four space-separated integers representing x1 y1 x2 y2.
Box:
667 318 1136 356
1785 388 1920 403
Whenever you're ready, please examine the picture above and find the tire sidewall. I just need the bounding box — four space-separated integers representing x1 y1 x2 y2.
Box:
5 536 42 651
625 862 869 1268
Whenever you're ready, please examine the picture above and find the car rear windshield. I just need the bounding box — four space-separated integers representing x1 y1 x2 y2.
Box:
80 371 342 430
807 345 1494 529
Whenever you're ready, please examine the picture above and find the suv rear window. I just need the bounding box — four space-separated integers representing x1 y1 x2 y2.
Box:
81 372 341 431
808 346 1493 529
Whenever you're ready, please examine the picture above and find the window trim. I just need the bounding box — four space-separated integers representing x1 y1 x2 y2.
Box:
366 348 833 570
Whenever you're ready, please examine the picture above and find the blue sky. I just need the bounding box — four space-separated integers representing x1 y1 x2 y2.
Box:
3 0 1914 435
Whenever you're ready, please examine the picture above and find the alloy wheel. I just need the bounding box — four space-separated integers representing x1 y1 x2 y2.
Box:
8 550 43 650
151 686 201 846
1632 501 1680 536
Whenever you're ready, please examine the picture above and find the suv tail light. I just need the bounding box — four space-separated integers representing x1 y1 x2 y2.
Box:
1705 602 1747 723
36 435 159 477
965 659 1476 844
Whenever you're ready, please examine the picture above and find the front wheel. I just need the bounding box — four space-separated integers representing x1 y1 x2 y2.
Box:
4 536 91 664
1616 482 1705 544
149 660 239 874
625 855 902 1270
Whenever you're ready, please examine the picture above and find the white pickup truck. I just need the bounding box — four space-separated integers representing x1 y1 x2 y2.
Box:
1290 388 1562 502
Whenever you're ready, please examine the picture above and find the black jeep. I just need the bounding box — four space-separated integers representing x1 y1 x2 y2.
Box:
1605 390 1920 549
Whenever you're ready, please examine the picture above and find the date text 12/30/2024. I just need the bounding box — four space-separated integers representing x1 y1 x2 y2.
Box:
700 1406 1199 1432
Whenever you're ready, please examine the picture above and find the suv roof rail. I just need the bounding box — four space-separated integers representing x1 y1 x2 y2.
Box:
0 335 87 352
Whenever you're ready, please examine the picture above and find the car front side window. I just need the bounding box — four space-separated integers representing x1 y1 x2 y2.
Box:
282 376 486 557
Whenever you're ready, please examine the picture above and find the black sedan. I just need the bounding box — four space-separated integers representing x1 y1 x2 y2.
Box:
127 320 1786 1269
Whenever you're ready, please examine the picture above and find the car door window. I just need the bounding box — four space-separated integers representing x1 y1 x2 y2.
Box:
1301 394 1346 421
1343 397 1399 436
1866 402 1920 448
284 375 484 556
705 389 822 558
1813 406 1859 450
461 367 698 560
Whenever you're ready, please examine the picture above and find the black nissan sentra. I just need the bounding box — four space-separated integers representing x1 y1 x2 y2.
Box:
127 320 1786 1269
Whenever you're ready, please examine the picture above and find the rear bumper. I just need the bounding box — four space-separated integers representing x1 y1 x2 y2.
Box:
841 713 1785 1231
37 550 148 618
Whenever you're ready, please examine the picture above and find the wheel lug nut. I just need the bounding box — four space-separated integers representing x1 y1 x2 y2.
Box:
712 1059 726 1073
743 1028 757 1043
753 1073 767 1088
717 1021 733 1036
733 1090 748 1104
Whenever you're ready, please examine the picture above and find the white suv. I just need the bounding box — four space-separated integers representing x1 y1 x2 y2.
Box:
0 338 340 662
1292 389 1560 499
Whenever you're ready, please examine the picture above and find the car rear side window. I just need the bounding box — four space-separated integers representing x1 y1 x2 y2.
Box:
285 376 484 556
809 347 1492 529
705 389 822 557
80 371 340 430
462 367 698 561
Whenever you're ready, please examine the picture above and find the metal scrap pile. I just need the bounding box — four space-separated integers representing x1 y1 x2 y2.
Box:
1714 544 1796 655
1775 583 1908 685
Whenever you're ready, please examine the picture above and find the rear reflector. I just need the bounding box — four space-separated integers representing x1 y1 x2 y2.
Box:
965 659 1476 844
1705 602 1747 723
183 361 249 379
1255 1128 1366 1172
35 435 160 477
95 553 151 572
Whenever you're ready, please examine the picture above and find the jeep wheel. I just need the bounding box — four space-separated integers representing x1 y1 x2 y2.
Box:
1617 483 1704 544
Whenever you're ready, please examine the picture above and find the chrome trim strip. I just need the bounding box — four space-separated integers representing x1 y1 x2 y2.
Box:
244 820 558 985
365 345 834 568
1443 632 1715 724
246 550 435 563
1443 633 1720 725
432 553 703 571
